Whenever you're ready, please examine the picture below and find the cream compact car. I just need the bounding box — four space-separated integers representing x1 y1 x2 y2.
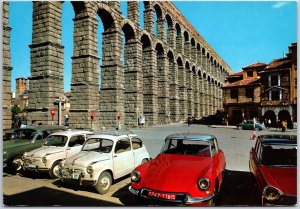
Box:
58 131 150 194
23 130 94 178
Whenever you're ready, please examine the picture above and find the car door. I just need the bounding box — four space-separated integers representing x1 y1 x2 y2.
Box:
113 137 134 179
66 135 86 158
131 137 144 167
249 140 264 190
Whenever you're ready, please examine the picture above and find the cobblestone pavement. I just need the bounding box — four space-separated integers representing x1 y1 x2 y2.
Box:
2 123 297 206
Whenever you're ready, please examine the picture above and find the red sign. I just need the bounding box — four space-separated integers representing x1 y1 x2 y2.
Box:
50 109 55 121
117 112 122 120
91 112 95 121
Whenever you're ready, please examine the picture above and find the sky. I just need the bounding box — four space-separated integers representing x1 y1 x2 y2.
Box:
8 1 297 92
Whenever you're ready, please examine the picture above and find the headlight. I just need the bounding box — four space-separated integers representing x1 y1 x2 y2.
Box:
263 186 283 202
42 156 47 163
87 165 93 174
131 170 141 182
198 178 210 190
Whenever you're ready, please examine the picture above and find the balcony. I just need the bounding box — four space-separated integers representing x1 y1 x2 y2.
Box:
261 98 290 106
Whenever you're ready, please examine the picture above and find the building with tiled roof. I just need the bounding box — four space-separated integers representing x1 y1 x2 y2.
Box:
258 42 297 128
222 42 297 127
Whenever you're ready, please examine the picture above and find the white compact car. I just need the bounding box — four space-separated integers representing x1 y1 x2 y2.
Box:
58 131 150 194
23 130 94 178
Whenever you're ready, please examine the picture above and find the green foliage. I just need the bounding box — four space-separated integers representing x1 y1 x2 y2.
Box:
11 105 21 118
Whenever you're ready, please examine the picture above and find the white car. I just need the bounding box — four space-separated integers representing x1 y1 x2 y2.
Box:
58 132 150 194
23 130 94 178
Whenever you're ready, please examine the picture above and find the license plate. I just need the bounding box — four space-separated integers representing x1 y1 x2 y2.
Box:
148 191 176 200
27 164 37 169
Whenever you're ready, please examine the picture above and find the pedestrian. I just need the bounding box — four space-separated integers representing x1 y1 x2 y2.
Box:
31 120 36 126
17 119 22 129
281 120 287 132
268 119 271 129
187 117 191 126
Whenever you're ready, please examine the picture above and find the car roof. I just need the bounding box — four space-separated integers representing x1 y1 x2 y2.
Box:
15 125 67 132
50 130 94 137
165 133 216 141
258 134 297 145
88 131 138 141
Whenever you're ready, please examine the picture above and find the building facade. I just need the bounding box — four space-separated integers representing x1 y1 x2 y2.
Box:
223 62 266 124
259 43 297 128
223 43 297 127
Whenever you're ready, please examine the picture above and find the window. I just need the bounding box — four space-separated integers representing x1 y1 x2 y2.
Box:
271 90 280 100
132 137 143 150
247 71 253 77
246 88 254 99
115 138 131 154
269 75 280 87
230 89 238 99
68 135 85 147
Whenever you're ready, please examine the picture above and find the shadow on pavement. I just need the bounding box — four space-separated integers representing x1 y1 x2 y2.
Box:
215 169 260 206
3 186 120 206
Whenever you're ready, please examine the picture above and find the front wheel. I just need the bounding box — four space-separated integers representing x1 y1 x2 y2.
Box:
95 171 112 194
10 155 24 173
238 126 243 130
49 161 61 179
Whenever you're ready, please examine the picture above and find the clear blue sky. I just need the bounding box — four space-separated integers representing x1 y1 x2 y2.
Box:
9 1 297 92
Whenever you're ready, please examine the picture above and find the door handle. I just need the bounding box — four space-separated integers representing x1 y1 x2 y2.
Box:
114 155 118 158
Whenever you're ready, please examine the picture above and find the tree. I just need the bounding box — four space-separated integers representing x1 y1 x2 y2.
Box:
11 105 21 119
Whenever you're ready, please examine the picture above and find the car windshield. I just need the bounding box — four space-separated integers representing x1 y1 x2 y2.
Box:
261 144 297 167
82 138 113 153
12 129 37 140
161 139 211 157
44 135 68 147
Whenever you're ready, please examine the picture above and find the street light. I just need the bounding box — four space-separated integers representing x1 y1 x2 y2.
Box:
54 96 65 126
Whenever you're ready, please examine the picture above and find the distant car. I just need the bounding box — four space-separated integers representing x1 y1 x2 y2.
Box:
249 135 297 206
3 125 67 173
237 120 265 131
3 129 15 141
129 133 226 206
58 132 150 194
23 130 94 179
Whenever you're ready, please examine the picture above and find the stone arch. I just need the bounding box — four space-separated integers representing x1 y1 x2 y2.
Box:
95 4 117 31
140 33 152 50
278 110 293 129
185 61 190 70
120 20 136 42
263 110 277 127
177 56 183 67
184 31 189 42
153 3 163 39
155 42 165 56
191 37 195 47
165 13 174 45
167 50 174 61
203 72 207 79
192 65 196 74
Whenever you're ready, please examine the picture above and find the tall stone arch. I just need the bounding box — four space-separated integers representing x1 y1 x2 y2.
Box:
168 50 179 122
177 56 187 120
185 61 194 116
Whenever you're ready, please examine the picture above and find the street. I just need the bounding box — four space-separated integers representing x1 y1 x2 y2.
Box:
3 123 297 206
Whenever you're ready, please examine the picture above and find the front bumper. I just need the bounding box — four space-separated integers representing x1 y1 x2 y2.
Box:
129 186 215 205
23 159 49 172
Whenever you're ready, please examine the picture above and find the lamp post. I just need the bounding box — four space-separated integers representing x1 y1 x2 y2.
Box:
55 96 65 126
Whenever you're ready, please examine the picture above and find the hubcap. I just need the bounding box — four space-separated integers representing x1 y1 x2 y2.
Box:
100 176 110 190
12 158 23 171
53 165 61 177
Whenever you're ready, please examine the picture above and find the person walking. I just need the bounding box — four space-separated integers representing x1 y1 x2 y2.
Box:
281 120 287 132
187 117 191 126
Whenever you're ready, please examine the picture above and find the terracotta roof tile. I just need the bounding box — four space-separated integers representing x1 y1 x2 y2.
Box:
227 71 243 78
224 77 260 88
243 62 267 69
266 58 291 70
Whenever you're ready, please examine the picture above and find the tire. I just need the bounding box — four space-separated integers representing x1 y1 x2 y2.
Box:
254 127 259 131
49 161 61 179
238 126 243 130
95 171 112 194
10 155 24 173
208 181 219 206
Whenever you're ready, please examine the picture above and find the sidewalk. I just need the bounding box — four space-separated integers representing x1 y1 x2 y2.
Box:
209 125 237 129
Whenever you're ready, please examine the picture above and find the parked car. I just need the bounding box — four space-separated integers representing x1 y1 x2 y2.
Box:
23 130 94 178
129 133 226 206
3 129 15 141
58 131 150 194
237 120 265 131
3 125 67 173
249 134 297 206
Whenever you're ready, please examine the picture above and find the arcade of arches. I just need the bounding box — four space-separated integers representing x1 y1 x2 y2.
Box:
3 2 233 130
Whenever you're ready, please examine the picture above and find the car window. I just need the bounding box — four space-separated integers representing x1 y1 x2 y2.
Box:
211 138 219 156
161 139 211 157
132 137 142 150
82 138 113 153
256 142 262 160
115 138 131 154
44 135 68 147
68 135 85 147
13 129 36 140
261 144 296 167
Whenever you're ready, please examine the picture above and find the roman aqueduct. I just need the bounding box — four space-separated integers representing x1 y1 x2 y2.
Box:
3 1 233 130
